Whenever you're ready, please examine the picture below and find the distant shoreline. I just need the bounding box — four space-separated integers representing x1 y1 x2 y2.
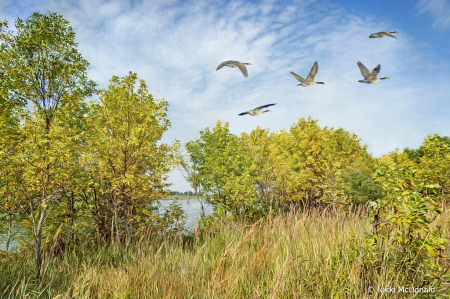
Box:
161 195 199 200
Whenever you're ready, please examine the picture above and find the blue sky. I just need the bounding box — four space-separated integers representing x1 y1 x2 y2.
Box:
1 0 449 191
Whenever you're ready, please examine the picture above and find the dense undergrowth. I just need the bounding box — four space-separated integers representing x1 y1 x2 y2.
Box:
1 207 449 299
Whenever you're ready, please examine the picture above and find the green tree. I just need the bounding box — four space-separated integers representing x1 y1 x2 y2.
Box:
186 121 256 218
179 149 206 216
0 12 96 276
370 157 447 278
0 21 23 251
403 147 424 163
341 168 384 206
403 135 450 165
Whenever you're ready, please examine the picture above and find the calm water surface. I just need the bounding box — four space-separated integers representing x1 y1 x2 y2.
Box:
0 228 24 251
158 198 214 229
0 198 212 250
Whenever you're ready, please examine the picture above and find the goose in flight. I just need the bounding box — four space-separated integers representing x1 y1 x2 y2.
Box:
290 61 325 87
216 60 252 78
369 31 398 39
239 104 276 116
357 61 389 84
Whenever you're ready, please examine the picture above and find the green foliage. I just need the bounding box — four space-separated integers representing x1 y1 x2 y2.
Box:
1 13 96 110
284 118 374 205
184 117 375 216
403 147 424 163
186 121 256 217
160 201 187 234
83 72 179 251
369 159 447 278
0 12 97 273
342 168 384 205
0 13 179 268
416 134 450 197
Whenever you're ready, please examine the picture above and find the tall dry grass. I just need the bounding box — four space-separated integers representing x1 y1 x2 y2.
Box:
1 207 449 298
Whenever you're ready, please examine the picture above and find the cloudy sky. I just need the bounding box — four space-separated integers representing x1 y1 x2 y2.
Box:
1 0 449 191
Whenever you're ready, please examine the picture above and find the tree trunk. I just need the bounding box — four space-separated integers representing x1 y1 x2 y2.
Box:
34 115 51 277
373 211 380 236
111 213 115 245
223 193 227 217
121 184 132 258
113 193 120 244
200 200 205 217
92 187 102 244
5 213 12 252
81 189 102 244
195 187 205 217
70 191 75 244
123 205 132 258
269 192 273 216
35 195 47 278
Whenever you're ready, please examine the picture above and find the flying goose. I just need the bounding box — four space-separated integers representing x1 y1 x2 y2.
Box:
239 104 276 116
290 61 324 87
369 31 398 39
216 60 252 78
357 61 389 84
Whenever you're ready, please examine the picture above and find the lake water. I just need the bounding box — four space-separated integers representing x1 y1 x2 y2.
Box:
0 199 212 250
0 228 24 251
158 198 214 229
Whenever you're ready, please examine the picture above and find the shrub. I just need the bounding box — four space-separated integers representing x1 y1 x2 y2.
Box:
342 168 384 206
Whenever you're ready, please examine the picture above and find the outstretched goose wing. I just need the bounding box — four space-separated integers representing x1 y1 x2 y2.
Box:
306 61 318 81
357 61 370 79
385 32 398 39
254 103 276 110
235 61 249 77
290 71 305 82
216 61 229 71
367 64 381 79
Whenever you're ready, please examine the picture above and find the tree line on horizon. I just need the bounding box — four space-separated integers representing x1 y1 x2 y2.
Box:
170 191 198 196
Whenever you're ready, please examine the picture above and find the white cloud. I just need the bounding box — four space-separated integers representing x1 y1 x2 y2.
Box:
3 0 450 190
415 0 450 29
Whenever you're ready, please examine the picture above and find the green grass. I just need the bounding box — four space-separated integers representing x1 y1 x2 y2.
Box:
1 207 449 298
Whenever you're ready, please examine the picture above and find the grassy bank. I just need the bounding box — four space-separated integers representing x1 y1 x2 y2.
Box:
1 208 449 298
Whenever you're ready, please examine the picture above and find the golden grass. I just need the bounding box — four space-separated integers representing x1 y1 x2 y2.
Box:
2 207 449 298
60 209 450 298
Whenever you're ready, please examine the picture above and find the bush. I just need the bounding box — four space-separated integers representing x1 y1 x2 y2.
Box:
342 169 384 205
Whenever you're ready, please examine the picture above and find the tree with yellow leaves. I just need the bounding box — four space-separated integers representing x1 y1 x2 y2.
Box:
282 117 374 208
416 134 450 197
86 72 179 255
